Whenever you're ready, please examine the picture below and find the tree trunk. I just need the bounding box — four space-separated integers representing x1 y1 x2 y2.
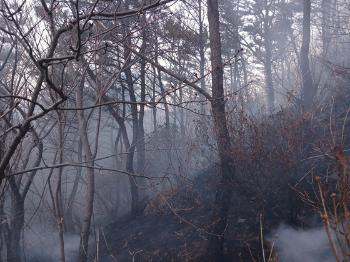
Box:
321 0 330 57
7 179 24 262
86 63 136 217
177 53 186 137
76 80 95 262
154 32 170 129
152 64 158 132
124 42 140 217
5 129 42 262
65 138 83 233
198 0 207 113
179 86 185 137
136 44 147 208
206 0 235 260
0 196 7 257
300 0 315 109
55 112 66 262
198 0 206 95
264 6 274 113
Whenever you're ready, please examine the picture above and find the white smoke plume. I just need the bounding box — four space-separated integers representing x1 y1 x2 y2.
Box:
271 225 336 262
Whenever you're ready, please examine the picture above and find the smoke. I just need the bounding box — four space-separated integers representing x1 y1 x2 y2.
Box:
271 224 336 262
24 226 79 262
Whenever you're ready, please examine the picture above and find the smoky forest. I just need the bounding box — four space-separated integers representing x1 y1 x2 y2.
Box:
0 0 350 261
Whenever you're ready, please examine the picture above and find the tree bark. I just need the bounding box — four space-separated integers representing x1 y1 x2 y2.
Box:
65 138 83 233
321 0 331 57
154 30 170 129
5 129 43 262
123 44 140 217
300 0 315 109
7 179 24 262
55 112 66 262
198 0 206 95
136 26 147 210
76 79 95 262
263 4 274 113
206 0 235 260
136 62 146 197
151 64 158 132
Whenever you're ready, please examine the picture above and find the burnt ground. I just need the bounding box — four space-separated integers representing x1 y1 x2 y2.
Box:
97 167 304 262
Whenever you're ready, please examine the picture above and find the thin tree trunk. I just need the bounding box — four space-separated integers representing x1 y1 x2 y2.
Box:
7 179 24 262
179 86 185 137
6 129 43 262
65 138 83 233
300 0 315 109
264 6 274 113
152 64 158 132
321 0 330 57
157 68 170 129
136 40 147 207
206 0 235 260
55 113 66 262
154 30 170 129
198 0 206 113
76 79 95 262
85 64 136 216
0 194 8 258
124 41 140 217
177 53 186 137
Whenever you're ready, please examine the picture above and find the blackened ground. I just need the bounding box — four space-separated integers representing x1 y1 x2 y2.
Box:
97 166 308 262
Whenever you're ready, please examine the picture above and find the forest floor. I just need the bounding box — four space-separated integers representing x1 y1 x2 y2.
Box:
98 167 302 261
